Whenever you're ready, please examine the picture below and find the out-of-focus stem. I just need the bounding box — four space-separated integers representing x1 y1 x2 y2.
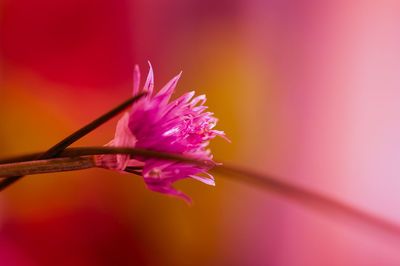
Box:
0 157 95 177
215 164 400 243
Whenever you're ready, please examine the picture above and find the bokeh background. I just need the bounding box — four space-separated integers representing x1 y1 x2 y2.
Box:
1 0 400 265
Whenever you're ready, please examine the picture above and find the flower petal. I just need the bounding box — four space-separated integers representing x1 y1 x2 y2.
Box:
132 65 141 96
189 175 215 186
96 113 137 172
104 63 228 202
145 182 192 204
155 72 182 105
143 61 154 96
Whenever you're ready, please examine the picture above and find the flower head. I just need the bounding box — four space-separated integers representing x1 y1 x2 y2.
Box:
96 62 228 203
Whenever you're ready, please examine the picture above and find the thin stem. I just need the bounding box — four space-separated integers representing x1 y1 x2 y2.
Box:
125 168 143 176
125 166 144 170
0 147 211 167
40 93 146 159
0 93 146 190
0 157 95 177
215 164 400 243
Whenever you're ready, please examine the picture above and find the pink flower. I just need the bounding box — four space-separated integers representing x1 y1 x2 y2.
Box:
96 62 229 203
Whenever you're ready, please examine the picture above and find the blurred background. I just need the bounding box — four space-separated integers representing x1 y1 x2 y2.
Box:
1 0 400 265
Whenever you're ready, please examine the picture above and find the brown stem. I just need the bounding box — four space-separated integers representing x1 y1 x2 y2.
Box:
0 147 211 166
0 157 95 177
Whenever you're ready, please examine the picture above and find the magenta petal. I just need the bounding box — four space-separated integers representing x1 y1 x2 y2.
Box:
132 65 141 96
113 113 137 170
104 63 228 202
189 175 215 186
143 61 154 96
190 94 206 107
155 72 182 104
171 91 195 106
146 183 192 204
96 113 137 172
162 91 195 117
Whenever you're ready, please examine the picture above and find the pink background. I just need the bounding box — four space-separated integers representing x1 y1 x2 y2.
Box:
1 0 400 265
